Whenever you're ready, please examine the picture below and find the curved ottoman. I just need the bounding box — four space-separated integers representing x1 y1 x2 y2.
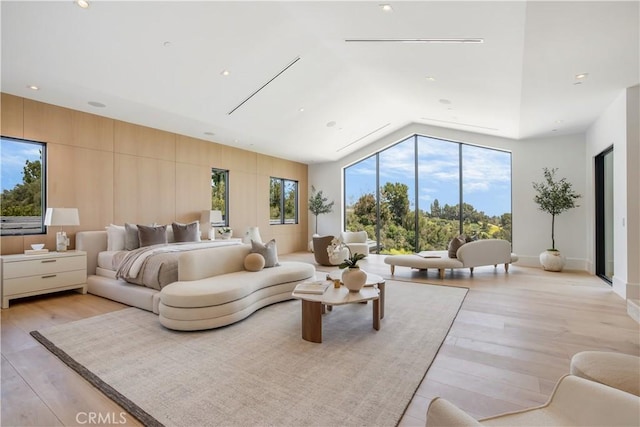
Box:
570 351 640 396
159 261 315 331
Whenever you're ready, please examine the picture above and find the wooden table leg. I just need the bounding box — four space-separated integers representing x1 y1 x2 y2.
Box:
378 282 385 319
372 298 380 331
301 300 322 343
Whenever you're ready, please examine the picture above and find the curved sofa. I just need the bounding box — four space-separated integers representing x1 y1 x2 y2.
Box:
384 239 518 279
159 244 315 331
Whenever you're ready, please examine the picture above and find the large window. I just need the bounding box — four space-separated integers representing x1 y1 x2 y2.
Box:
0 136 47 236
344 134 511 254
270 177 298 224
211 168 229 226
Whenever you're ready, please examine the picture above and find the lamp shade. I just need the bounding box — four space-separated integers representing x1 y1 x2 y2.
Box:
44 208 80 226
200 210 223 226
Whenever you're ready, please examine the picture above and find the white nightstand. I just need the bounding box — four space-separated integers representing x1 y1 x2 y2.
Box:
0 250 87 308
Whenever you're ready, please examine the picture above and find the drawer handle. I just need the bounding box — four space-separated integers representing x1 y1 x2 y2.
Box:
41 274 57 279
41 260 57 263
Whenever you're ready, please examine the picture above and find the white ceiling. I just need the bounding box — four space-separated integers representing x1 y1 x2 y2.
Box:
2 1 638 164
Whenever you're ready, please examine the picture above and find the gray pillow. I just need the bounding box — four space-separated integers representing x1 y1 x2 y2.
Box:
138 224 168 247
172 221 199 243
447 235 466 258
250 239 279 268
124 223 140 251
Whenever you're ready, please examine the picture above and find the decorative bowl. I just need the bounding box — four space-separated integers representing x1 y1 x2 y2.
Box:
31 243 45 250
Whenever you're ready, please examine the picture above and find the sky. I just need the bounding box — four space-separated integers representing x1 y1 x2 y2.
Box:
1 137 43 192
344 135 512 217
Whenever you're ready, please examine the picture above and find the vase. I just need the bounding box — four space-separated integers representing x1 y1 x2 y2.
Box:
342 266 366 292
219 231 232 240
539 250 565 272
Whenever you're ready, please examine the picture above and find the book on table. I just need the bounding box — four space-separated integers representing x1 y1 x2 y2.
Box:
294 280 331 295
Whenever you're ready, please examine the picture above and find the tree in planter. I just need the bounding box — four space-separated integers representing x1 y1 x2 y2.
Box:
308 186 334 235
532 167 581 250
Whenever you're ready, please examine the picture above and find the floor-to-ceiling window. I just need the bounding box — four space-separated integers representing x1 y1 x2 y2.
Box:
344 134 512 254
595 147 614 283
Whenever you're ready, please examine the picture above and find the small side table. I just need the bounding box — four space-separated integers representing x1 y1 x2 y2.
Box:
0 250 87 308
326 270 386 319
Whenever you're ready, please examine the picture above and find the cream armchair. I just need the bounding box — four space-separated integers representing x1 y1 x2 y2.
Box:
340 231 370 257
426 375 640 427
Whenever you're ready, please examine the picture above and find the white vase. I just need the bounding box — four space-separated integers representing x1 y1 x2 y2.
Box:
540 250 565 272
342 266 366 292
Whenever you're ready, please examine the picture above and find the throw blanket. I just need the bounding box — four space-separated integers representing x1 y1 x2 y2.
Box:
115 241 242 290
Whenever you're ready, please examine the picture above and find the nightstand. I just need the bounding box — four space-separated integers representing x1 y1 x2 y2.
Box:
0 250 87 308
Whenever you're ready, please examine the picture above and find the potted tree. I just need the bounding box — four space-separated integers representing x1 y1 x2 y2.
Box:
532 168 581 271
308 186 334 235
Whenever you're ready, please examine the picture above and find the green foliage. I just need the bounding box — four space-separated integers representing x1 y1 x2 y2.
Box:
308 186 334 234
532 168 581 250
338 252 366 269
346 182 512 254
210 169 227 212
0 159 42 216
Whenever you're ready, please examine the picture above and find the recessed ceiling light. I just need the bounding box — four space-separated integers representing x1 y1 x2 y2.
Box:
326 121 337 128
221 70 230 76
27 85 39 90
575 73 589 80
555 119 564 124
439 99 451 105
573 81 583 85
163 41 172 48
380 4 393 12
204 132 215 136
299 108 305 112
76 0 89 9
425 76 436 81
88 101 106 108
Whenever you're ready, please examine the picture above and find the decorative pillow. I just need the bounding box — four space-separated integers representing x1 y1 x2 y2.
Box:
172 221 200 243
124 223 140 251
138 224 168 247
105 224 126 251
448 235 466 258
244 253 265 272
250 239 279 268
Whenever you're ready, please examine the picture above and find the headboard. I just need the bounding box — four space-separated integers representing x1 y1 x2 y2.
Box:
76 231 108 275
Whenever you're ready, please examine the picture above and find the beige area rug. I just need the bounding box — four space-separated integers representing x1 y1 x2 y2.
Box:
32 280 467 427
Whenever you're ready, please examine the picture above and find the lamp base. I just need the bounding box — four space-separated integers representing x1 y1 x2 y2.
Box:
56 231 69 252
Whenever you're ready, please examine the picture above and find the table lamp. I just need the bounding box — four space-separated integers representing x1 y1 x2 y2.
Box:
200 210 223 240
44 208 80 251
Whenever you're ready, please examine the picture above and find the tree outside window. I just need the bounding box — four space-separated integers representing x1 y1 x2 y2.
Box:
211 168 228 226
0 137 46 236
270 177 298 224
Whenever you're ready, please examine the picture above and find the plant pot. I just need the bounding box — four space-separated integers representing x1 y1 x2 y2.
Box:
341 266 366 292
219 231 232 240
540 250 565 272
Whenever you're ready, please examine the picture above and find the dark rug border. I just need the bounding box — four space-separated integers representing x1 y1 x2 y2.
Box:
29 330 164 427
392 281 469 426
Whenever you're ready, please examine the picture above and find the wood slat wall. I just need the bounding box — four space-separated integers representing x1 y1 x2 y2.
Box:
0 93 308 254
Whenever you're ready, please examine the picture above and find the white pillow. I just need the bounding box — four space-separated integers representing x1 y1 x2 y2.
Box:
105 224 126 251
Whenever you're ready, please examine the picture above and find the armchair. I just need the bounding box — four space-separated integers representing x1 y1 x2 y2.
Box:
340 231 370 257
426 375 640 427
312 235 348 266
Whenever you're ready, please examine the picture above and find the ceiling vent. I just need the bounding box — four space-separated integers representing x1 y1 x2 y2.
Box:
345 38 483 44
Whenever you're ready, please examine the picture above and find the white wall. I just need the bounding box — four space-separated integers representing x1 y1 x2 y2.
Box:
309 123 589 269
585 86 639 300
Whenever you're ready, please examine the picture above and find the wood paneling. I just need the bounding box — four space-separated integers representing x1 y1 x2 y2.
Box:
1 94 308 254
23 99 73 144
114 121 175 161
114 154 176 225
1 93 24 138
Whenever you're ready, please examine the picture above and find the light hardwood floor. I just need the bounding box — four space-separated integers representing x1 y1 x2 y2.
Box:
2 253 638 426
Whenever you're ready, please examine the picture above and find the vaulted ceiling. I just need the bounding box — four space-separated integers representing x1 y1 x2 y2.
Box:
2 1 638 164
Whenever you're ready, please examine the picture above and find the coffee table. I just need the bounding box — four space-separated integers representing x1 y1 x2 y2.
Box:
326 270 386 319
291 286 380 343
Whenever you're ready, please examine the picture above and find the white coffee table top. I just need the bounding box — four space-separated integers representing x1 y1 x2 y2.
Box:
292 286 379 305
326 270 385 286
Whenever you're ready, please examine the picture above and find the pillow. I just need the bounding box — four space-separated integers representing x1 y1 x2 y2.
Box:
138 224 168 247
172 221 200 243
250 239 279 268
448 235 466 258
124 223 140 251
105 224 126 251
244 253 265 272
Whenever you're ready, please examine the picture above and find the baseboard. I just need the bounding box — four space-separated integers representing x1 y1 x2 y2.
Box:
627 299 640 324
515 255 589 272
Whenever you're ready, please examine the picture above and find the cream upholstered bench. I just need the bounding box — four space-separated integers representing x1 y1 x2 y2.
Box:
384 239 518 279
570 351 640 396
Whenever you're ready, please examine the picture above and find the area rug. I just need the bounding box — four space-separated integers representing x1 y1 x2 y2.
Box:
31 280 467 427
